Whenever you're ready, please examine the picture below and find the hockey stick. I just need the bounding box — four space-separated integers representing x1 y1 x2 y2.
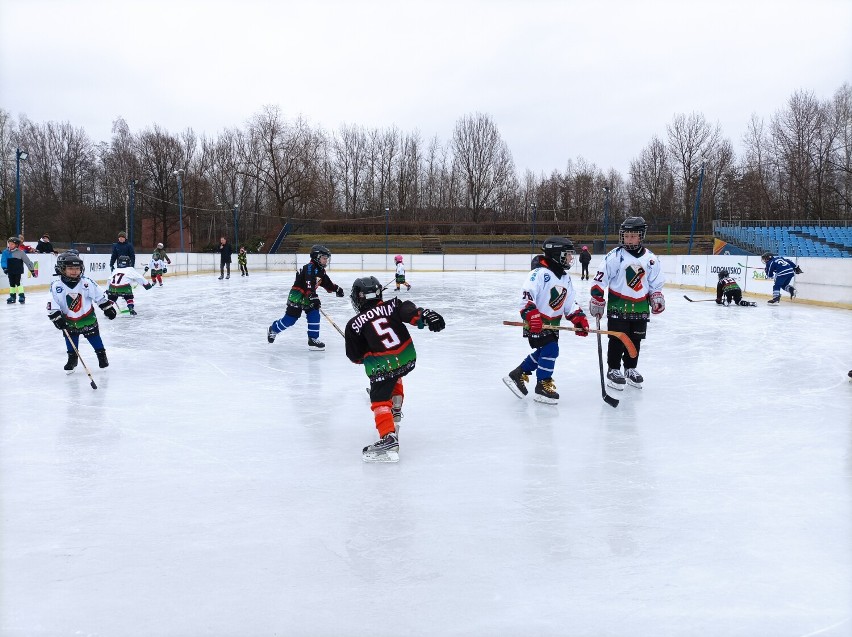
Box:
737 262 765 270
319 308 345 338
683 295 717 302
595 317 619 408
62 328 97 390
501 320 638 358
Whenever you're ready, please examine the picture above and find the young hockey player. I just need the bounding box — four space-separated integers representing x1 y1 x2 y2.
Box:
394 255 411 291
145 255 167 287
589 217 665 390
761 252 799 304
345 276 445 462
108 255 153 315
2 236 36 303
503 237 589 404
238 246 248 276
47 251 117 371
267 244 345 350
715 270 756 306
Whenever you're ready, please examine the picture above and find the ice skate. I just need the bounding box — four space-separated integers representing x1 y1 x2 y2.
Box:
606 368 626 390
767 295 780 304
533 378 559 404
503 366 529 398
625 368 643 388
405 283 411 290
226 274 230 279
95 349 109 369
7 294 16 304
64 352 78 372
308 337 325 351
267 326 277 343
362 432 399 463
788 286 796 299
218 275 224 280
18 293 25 304
128 307 137 316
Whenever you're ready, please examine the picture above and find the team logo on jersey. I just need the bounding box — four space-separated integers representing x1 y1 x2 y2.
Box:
625 265 646 291
542 273 551 283
548 286 568 311
66 293 83 313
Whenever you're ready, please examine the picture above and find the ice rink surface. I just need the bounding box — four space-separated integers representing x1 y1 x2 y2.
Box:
2 269 851 637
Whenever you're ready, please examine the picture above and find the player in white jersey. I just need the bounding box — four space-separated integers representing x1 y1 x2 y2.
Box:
588 217 665 390
394 255 411 291
47 252 118 371
107 255 153 315
503 237 589 404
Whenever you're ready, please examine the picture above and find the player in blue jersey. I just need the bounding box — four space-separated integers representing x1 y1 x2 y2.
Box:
761 252 800 304
266 245 345 350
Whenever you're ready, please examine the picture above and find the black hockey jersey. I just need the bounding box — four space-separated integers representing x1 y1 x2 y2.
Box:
344 298 423 382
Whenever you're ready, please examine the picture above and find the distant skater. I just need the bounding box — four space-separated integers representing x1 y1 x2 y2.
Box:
394 255 411 291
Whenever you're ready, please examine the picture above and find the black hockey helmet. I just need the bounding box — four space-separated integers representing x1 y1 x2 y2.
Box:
310 244 331 266
57 251 85 284
718 269 729 279
619 216 647 248
350 276 383 313
541 236 575 267
761 252 773 262
116 255 131 268
7 236 21 245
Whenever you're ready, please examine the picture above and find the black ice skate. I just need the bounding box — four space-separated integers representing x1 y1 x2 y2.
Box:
64 352 79 372
95 349 109 368
362 432 399 463
128 307 137 316
788 286 796 299
6 294 16 304
18 293 25 304
308 337 325 351
767 295 780 304
502 366 529 398
533 378 559 404
624 368 644 388
606 368 626 391
267 326 277 343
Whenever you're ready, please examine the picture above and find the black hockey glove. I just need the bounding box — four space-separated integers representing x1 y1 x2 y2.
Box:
99 301 117 320
144 266 149 272
144 283 153 290
335 286 345 298
419 308 445 332
48 310 67 330
794 265 803 274
308 295 321 311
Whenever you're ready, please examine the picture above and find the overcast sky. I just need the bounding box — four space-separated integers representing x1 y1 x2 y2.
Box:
1 0 850 176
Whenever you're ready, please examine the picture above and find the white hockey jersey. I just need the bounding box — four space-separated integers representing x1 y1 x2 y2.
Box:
149 257 166 273
395 263 406 277
47 276 109 329
108 266 148 294
592 246 665 319
519 262 580 327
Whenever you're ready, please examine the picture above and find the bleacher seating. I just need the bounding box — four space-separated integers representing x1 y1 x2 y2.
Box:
715 224 852 257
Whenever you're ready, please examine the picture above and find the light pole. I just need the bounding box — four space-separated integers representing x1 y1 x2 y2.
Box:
233 204 239 248
173 169 185 252
530 203 537 255
129 180 138 245
602 187 611 251
385 207 390 266
15 148 29 236
688 160 706 255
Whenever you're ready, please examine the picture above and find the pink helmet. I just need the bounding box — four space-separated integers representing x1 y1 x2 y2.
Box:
394 255 403 263
582 245 588 250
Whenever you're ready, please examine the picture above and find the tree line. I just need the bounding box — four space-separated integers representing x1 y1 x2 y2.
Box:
1 82 849 248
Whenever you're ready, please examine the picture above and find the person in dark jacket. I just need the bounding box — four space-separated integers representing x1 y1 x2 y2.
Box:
109 231 135 271
36 233 57 254
578 245 592 280
216 237 233 279
2 236 36 303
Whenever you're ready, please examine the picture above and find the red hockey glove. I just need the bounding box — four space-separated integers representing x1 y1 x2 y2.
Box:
650 291 665 314
567 309 589 336
525 309 543 334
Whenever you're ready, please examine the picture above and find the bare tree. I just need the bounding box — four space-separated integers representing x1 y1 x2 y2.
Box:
666 112 722 223
451 112 515 223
